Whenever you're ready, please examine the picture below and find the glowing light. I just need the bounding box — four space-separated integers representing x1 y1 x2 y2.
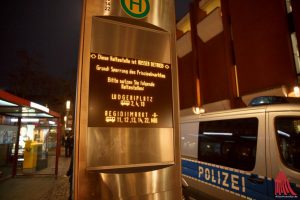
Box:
11 118 39 123
49 121 56 125
193 106 205 114
0 100 17 106
66 100 71 110
294 86 300 97
203 132 232 136
30 102 49 113
277 130 290 138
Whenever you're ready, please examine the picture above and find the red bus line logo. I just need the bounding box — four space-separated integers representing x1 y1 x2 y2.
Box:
275 171 297 198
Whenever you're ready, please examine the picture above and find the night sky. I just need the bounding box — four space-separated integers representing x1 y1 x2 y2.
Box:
175 0 193 20
0 1 82 83
0 0 192 90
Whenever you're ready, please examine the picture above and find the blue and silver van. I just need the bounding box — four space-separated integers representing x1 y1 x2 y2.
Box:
181 97 300 199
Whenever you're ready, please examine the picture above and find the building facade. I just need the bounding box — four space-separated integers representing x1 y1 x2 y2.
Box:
177 0 300 114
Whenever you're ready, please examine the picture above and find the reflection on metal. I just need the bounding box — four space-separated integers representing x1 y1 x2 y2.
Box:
75 0 180 199
91 17 170 63
87 127 174 169
98 168 181 199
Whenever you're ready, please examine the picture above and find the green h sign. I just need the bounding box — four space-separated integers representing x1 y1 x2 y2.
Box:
121 0 150 19
130 0 142 12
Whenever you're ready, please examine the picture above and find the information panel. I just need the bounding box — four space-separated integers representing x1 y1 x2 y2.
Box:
88 53 173 128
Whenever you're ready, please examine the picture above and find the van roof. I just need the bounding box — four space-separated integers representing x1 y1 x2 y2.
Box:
180 104 300 122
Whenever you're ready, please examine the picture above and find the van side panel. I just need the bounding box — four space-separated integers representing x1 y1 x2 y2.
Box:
181 112 269 199
267 111 300 198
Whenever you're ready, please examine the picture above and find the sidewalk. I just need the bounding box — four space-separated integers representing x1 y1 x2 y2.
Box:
0 150 71 200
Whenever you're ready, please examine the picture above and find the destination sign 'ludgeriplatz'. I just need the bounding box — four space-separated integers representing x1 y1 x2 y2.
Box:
88 53 173 128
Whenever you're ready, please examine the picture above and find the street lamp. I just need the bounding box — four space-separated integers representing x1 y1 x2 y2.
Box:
64 116 67 128
66 100 71 111
65 100 72 131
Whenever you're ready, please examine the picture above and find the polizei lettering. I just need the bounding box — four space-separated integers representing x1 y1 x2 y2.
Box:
198 165 246 193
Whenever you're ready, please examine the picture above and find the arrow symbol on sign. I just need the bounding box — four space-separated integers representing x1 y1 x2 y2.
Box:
152 113 158 118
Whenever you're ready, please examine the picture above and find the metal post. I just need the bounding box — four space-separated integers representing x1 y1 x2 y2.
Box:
55 117 62 177
12 117 21 177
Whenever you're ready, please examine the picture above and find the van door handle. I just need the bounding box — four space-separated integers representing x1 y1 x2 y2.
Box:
248 175 265 184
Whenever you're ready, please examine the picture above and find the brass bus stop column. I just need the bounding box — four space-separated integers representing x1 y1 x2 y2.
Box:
74 0 181 199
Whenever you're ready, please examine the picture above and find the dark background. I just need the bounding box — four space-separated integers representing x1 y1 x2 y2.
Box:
0 0 192 112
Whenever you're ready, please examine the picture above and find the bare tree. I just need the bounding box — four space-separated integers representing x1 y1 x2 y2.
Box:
7 50 75 114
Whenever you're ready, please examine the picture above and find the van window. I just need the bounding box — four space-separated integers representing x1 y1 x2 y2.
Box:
198 118 258 171
181 122 199 158
275 117 300 171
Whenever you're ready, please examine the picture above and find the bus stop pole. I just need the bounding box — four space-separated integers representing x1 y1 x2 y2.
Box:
55 117 62 177
12 117 21 177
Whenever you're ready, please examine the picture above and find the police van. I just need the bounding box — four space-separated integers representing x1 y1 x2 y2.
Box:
181 97 300 199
